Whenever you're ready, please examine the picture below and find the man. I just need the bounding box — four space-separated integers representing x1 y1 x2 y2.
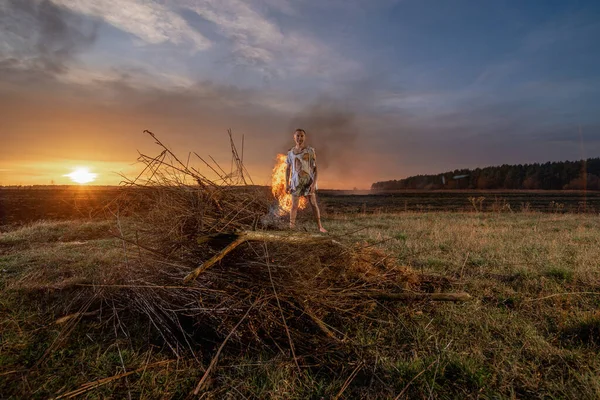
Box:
285 128 327 232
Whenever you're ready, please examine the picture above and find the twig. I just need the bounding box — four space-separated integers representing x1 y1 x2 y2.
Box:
459 251 470 279
74 284 202 290
195 152 229 184
302 304 340 341
108 231 185 262
394 359 437 400
334 362 363 400
428 354 441 400
54 310 100 325
264 243 301 373
193 298 260 395
32 294 97 370
364 292 472 302
129 149 167 185
56 360 174 399
184 236 247 283
0 369 27 377
524 292 600 302
208 154 229 179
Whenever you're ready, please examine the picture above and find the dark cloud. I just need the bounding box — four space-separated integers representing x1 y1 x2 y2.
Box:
0 0 98 76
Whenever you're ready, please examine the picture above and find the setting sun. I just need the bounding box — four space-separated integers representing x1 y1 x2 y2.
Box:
64 167 97 184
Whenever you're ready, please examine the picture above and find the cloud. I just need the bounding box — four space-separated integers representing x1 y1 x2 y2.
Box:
25 0 360 80
0 64 292 160
50 0 211 50
2 0 599 187
2 0 362 87
181 0 359 79
255 0 297 15
0 60 380 186
0 0 98 74
3 54 594 187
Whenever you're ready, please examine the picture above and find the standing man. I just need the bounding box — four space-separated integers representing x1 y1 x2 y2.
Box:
285 129 327 232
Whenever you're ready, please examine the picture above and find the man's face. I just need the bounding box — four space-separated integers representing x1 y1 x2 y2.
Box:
294 131 305 146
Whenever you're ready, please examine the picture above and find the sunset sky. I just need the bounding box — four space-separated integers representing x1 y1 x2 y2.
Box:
1 0 599 188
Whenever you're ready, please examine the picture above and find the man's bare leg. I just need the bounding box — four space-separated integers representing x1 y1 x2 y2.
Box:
290 195 299 229
308 193 327 232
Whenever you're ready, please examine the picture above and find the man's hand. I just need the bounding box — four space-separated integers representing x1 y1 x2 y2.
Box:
309 184 316 194
285 185 291 194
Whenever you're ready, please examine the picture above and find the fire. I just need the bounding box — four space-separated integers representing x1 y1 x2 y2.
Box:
271 154 307 215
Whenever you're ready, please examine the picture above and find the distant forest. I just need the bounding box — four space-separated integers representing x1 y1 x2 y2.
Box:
371 158 600 191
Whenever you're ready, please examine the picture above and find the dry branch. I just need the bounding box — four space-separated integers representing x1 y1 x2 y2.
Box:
56 360 174 399
184 236 247 283
524 291 600 302
302 304 341 341
0 369 27 377
54 310 100 325
193 298 259 395
365 292 472 302
184 231 342 283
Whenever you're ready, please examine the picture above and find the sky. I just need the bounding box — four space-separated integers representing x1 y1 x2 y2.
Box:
1 0 599 188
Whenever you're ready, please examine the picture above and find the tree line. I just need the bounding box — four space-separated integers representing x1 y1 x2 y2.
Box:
371 158 600 191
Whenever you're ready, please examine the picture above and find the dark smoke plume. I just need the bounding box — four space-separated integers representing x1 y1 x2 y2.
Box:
288 98 358 173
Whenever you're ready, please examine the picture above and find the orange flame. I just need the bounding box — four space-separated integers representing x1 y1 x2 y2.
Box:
272 154 307 215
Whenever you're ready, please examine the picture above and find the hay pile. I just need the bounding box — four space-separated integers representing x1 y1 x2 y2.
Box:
32 131 467 394
104 132 416 346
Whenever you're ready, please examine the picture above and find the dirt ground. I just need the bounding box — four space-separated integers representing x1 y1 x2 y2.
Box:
2 186 599 227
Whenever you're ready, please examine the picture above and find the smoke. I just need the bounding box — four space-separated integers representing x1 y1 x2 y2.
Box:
0 0 98 75
288 97 358 173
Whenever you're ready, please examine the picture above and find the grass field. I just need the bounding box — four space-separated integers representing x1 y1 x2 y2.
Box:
1 211 599 398
2 186 600 226
321 190 600 214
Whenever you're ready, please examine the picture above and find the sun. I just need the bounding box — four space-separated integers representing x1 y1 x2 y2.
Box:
64 167 97 184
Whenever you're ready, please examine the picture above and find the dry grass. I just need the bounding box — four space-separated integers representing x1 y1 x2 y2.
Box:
1 131 598 398
1 212 599 398
0 131 443 399
324 212 600 398
327 212 600 286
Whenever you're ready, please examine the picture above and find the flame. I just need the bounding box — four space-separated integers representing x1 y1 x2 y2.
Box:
272 154 308 215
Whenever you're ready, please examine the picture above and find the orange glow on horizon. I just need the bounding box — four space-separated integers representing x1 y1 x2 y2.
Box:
0 158 371 189
0 160 142 186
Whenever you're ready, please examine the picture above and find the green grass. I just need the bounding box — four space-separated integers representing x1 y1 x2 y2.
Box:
1 213 600 398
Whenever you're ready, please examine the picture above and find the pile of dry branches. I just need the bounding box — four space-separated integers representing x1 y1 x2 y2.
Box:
46 130 469 393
